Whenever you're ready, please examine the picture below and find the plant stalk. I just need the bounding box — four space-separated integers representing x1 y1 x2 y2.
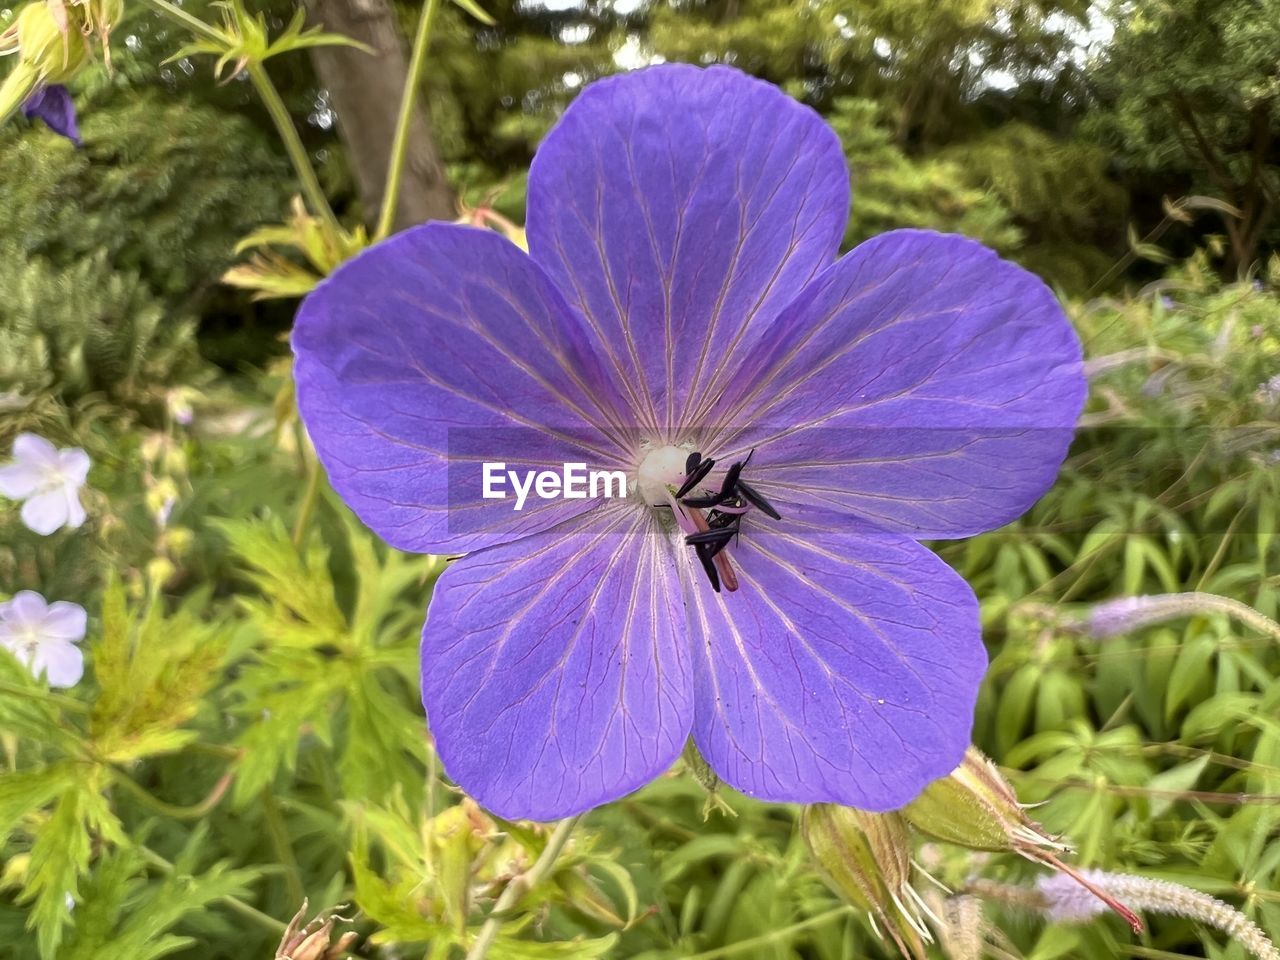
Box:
375 0 442 240
464 815 582 960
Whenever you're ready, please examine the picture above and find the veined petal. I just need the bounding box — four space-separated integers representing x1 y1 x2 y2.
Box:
62 487 86 530
293 223 635 554
527 63 849 438
422 505 693 820
57 448 90 484
688 520 985 810
710 231 1085 539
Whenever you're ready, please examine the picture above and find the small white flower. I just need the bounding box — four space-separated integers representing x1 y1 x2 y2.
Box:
0 591 87 688
0 433 90 535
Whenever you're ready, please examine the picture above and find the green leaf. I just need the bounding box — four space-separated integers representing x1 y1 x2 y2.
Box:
488 933 619 959
449 0 497 25
0 765 76 841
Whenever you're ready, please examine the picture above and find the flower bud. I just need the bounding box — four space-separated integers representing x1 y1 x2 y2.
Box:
275 901 357 960
801 805 931 960
902 746 1067 855
7 2 87 81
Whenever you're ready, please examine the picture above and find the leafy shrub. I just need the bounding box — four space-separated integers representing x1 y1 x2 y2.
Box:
0 89 290 307
828 97 1023 253
0 254 200 408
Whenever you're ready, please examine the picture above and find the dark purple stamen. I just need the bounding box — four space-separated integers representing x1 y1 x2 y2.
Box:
686 527 737 546
694 544 722 592
676 452 716 499
736 479 781 520
679 450 777 592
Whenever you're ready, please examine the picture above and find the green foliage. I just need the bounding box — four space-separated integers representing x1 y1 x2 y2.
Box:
0 84 293 410
0 89 289 304
3 277 1280 958
938 123 1126 289
830 96 1022 252
0 253 199 408
1088 0 1280 273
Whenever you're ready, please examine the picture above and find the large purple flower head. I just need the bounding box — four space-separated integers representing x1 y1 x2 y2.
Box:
292 65 1085 821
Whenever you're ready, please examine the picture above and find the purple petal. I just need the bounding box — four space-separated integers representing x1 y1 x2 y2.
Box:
710 230 1085 539
293 223 635 554
21 490 71 535
32 639 83 688
2 590 49 625
689 519 986 810
22 85 80 145
13 433 60 469
527 64 849 437
41 601 87 641
422 506 693 820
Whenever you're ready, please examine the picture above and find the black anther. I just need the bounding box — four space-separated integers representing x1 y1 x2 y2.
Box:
695 543 721 593
735 480 781 520
675 455 716 500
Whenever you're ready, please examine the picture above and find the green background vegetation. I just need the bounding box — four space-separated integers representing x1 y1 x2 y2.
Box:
1 0 1279 958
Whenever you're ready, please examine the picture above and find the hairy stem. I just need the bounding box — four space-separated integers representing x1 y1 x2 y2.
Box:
138 0 223 42
246 63 343 237
108 766 235 820
1086 591 1280 643
684 906 853 959
464 815 582 960
291 452 323 549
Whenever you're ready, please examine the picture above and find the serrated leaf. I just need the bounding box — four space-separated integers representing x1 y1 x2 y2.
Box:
0 765 75 840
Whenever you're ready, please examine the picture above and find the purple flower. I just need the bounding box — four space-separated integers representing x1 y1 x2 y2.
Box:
292 65 1084 820
0 591 87 688
22 84 80 144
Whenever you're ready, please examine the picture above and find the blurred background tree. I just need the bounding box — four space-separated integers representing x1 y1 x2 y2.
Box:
1 0 1278 373
1087 0 1280 278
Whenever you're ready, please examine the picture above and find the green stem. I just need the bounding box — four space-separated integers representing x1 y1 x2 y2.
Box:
291 452 323 549
140 845 287 935
139 0 342 235
139 0 224 42
246 63 343 237
262 787 307 906
464 815 582 960
683 907 853 959
109 766 235 820
375 0 442 240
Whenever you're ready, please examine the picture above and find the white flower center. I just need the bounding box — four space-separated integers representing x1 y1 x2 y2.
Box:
635 444 693 506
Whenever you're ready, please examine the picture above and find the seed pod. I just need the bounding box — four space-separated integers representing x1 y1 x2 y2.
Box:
801 804 930 960
902 746 1067 855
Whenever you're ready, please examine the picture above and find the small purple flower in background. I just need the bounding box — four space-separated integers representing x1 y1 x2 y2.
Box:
0 591 87 688
293 65 1085 820
0 432 90 535
22 84 79 144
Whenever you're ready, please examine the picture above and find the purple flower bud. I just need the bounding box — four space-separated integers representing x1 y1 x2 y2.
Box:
22 84 80 144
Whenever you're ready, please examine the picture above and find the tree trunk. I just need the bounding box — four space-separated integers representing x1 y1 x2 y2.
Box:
304 0 455 232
